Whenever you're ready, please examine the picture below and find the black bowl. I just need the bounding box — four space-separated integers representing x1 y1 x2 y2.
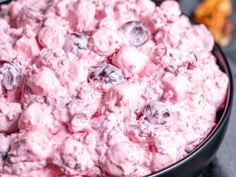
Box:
148 44 234 177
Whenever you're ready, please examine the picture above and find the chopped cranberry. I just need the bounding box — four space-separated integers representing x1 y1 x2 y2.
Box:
164 65 178 74
0 151 7 160
64 32 89 55
88 64 123 84
0 61 21 92
120 21 149 47
142 101 171 125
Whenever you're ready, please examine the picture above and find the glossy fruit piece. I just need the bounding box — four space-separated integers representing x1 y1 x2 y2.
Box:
120 21 149 47
88 64 123 84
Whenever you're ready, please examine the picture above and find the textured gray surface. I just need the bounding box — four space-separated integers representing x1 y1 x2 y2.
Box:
179 0 236 177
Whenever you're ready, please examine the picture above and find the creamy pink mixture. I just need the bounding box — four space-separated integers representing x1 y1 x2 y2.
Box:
0 0 229 176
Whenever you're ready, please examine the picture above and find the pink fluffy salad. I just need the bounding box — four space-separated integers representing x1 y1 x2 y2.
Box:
0 0 229 176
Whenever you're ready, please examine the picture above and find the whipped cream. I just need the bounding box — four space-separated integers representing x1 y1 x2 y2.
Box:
0 0 228 176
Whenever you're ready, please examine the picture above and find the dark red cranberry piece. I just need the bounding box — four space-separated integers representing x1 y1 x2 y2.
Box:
0 151 7 160
120 21 149 47
71 32 89 50
88 64 123 84
0 61 21 92
142 101 171 125
64 32 89 54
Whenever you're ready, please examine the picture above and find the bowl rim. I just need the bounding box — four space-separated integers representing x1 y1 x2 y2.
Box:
148 44 234 176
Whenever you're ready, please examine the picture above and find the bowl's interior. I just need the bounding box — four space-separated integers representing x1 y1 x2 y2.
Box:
213 45 233 121
148 44 234 176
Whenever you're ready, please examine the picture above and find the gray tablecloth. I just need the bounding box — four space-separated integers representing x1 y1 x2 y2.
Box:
179 1 236 176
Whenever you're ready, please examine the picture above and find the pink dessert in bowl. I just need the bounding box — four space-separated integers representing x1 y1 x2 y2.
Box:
0 0 230 177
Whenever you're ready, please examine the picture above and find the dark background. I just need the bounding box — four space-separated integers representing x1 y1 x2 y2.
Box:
179 0 236 177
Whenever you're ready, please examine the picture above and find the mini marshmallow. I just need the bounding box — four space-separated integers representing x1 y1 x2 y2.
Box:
112 46 148 75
